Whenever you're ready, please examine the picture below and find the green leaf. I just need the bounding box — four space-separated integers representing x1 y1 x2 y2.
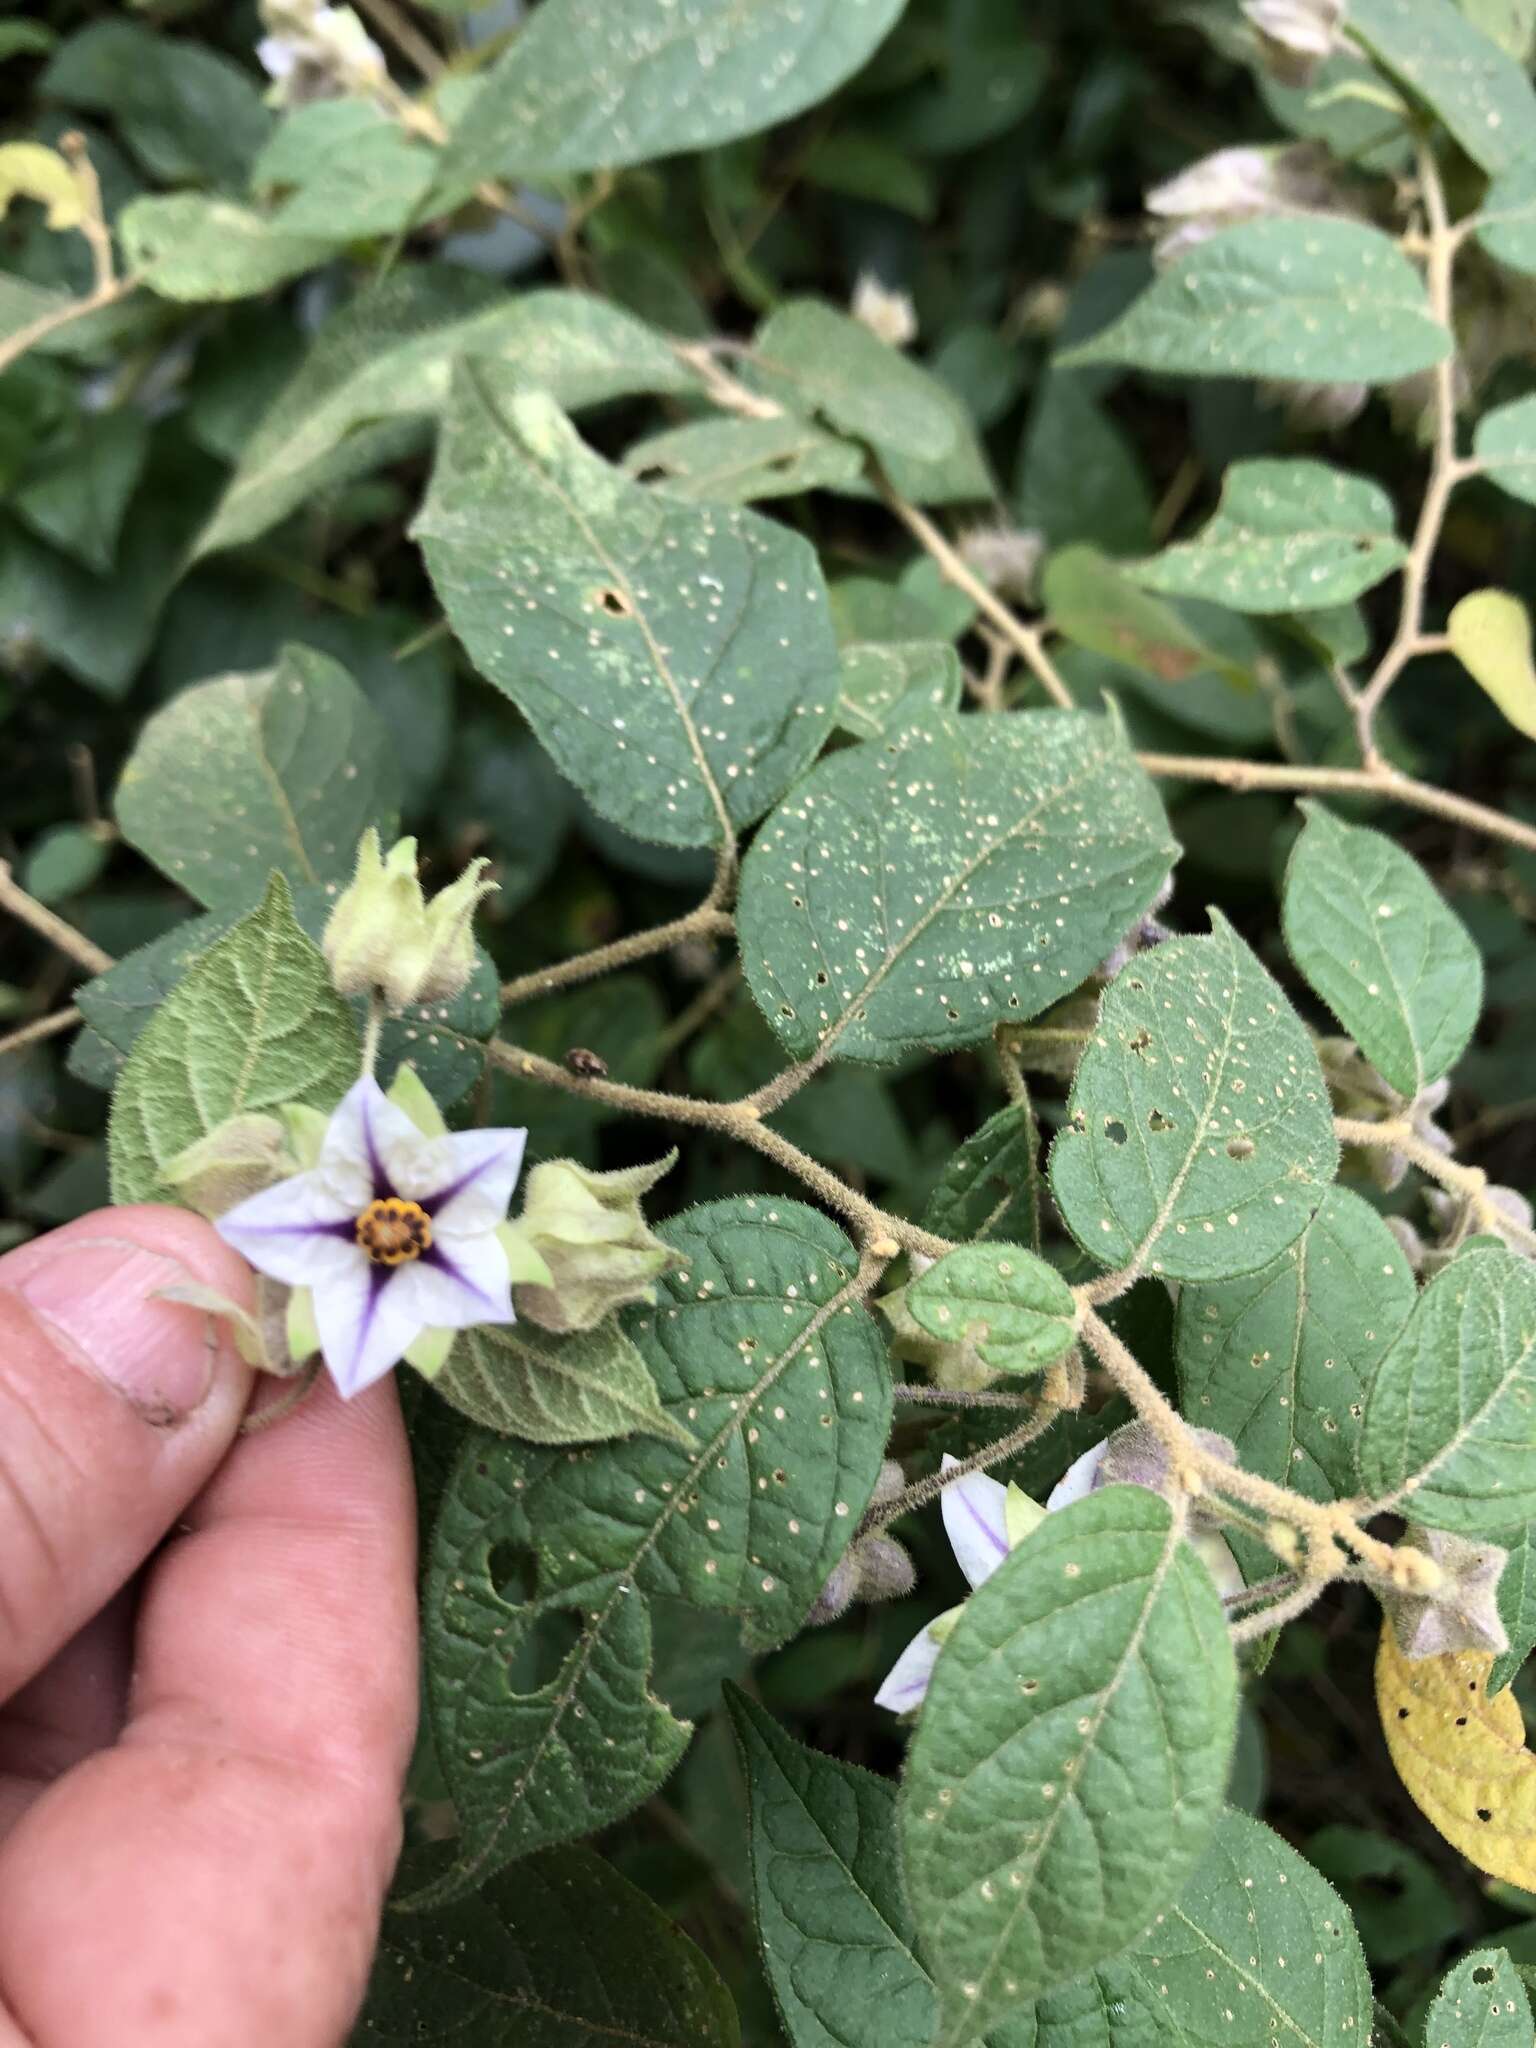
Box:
1306 1825 1463 1968
434 0 907 198
1042 546 1246 685
1491 1527 1536 1695
1423 1950 1532 2048
195 269 695 557
836 639 965 741
1060 218 1450 384
1015 372 1155 557
436 1318 693 1449
252 100 436 241
1050 912 1339 1283
1358 1243 1536 1534
115 646 400 911
900 1487 1237 2041
12 409 149 574
415 371 839 849
1130 460 1407 614
359 1844 741 2045
1347 0 1536 175
1448 589 1536 740
22 824 109 906
739 708 1175 1065
1463 0 1536 60
1473 394 1536 503
1176 1185 1415 1516
624 414 864 503
1282 802 1483 1098
120 195 336 304
107 874 358 1206
419 1199 890 1898
1474 162 1536 276
725 1687 934 2048
923 1103 1043 1250
41 21 270 186
746 299 959 464
907 1244 1078 1377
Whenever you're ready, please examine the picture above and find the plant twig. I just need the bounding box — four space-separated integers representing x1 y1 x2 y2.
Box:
1335 1114 1536 1254
0 863 113 976
1229 1572 1330 1645
893 1382 1044 1410
859 1389 1066 1537
354 0 446 80
0 1006 81 1062
485 1036 952 1260
0 272 140 382
500 851 736 1007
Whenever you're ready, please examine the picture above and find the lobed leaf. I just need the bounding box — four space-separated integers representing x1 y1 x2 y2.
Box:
1130 460 1407 615
900 1487 1237 2042
739 707 1175 1065
1282 802 1483 1099
106 874 358 1206
1061 218 1450 385
415 372 839 849
1050 913 1338 1283
1357 1244 1536 1535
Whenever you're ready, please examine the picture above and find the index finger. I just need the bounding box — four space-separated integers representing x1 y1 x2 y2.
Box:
0 1371 418 2048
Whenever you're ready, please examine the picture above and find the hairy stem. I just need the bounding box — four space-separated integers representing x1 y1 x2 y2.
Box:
1335 1114 1536 1254
0 1006 82 1063
893 1382 1044 1410
860 1393 1065 1537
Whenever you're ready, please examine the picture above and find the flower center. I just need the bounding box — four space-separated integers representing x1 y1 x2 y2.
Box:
355 1196 432 1266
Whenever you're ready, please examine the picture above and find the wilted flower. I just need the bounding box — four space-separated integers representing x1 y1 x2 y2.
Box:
323 828 495 1012
875 1432 1244 1715
216 1075 526 1398
1241 0 1347 86
1146 142 1348 265
257 0 388 106
851 272 918 349
1387 1526 1508 1659
511 1152 679 1333
957 523 1045 606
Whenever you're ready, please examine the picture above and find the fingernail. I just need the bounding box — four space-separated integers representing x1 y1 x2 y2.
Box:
16 1237 220 1423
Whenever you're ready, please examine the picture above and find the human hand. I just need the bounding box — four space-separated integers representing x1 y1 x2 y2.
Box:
0 1206 418 2047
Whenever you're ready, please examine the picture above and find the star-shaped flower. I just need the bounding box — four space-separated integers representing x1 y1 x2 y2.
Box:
215 1076 526 1398
1388 1526 1509 1660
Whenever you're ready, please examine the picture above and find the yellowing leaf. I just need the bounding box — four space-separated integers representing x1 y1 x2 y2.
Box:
0 141 85 230
1448 589 1536 741
1377 1619 1536 1886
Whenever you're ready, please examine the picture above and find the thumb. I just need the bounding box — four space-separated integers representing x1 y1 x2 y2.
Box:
0 1206 255 1703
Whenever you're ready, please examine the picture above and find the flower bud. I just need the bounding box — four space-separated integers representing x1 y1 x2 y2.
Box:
163 1112 289 1220
513 1151 680 1333
323 830 494 1012
806 1532 917 1626
1241 0 1346 86
957 524 1044 606
851 272 917 349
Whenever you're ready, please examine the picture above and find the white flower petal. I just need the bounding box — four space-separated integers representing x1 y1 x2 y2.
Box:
389 1230 513 1334
874 1620 944 1715
940 1453 1011 1590
314 1259 424 1399
216 1170 359 1287
1046 1437 1109 1513
1193 1530 1246 1605
324 1076 448 1206
257 34 297 78
421 1126 527 1235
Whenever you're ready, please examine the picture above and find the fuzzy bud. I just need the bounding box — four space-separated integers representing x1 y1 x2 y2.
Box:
957 524 1045 606
323 830 494 1011
513 1152 680 1333
806 1531 917 1626
851 272 917 349
1386 1526 1509 1659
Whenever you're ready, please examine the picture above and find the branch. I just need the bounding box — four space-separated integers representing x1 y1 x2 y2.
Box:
860 1377 1068 1536
484 1036 952 1260
874 477 1076 710
0 863 113 976
500 902 733 1006
1137 753 1536 856
0 271 140 382
1354 138 1466 759
0 1006 81 1062
1335 1114 1536 1255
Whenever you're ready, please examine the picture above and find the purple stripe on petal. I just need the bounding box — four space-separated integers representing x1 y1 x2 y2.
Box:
358 1086 391 1200
231 1217 357 1243
952 1483 1009 1564
420 1241 502 1315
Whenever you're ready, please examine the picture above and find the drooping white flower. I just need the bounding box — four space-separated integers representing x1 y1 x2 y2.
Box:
1241 0 1347 85
875 1437 1243 1717
216 1076 525 1398
851 272 918 349
257 1 387 107
1146 141 1348 265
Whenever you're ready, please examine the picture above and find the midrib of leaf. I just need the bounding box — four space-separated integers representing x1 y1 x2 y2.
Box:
466 361 734 851
1124 927 1244 1278
938 1510 1183 2046
242 685 320 886
1158 1904 1335 2048
224 914 283 1124
803 734 1116 1071
1388 1286 1536 1509
441 1253 870 1897
1321 846 1426 1094
468 1325 687 1443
